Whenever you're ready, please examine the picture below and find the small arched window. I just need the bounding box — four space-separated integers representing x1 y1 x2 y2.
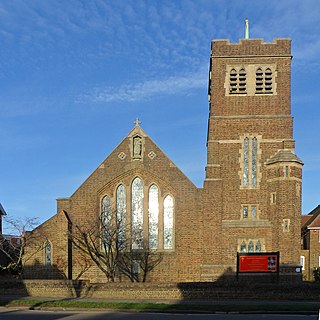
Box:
255 241 262 252
248 241 254 253
44 241 52 266
240 241 246 253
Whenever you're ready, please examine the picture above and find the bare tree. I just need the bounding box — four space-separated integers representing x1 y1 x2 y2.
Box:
118 241 163 282
71 210 163 282
0 217 41 276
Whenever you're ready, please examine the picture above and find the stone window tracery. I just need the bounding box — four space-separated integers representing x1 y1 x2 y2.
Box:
256 67 274 94
101 178 174 252
226 65 276 96
242 204 258 220
241 136 259 188
238 239 264 253
229 67 247 94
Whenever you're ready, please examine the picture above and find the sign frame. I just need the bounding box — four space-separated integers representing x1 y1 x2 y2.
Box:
236 251 280 280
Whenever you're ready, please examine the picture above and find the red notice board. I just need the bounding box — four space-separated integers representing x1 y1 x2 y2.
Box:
237 252 279 274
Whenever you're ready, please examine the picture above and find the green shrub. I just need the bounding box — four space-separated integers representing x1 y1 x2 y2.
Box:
313 267 320 282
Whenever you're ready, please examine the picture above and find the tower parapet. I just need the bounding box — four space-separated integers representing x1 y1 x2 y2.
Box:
211 38 291 57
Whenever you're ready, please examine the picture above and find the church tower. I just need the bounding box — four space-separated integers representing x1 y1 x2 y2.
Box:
203 35 303 278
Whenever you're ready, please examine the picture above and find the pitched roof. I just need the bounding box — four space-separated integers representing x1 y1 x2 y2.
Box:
302 205 320 229
266 149 303 165
301 214 312 228
0 203 7 216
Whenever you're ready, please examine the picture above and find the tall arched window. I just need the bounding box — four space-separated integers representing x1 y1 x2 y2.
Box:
101 195 111 247
163 195 174 250
44 241 52 266
242 137 259 188
148 185 159 249
243 137 249 186
252 137 257 186
131 177 144 249
116 185 126 249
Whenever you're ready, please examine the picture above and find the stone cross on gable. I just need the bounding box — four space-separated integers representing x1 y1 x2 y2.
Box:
134 118 141 127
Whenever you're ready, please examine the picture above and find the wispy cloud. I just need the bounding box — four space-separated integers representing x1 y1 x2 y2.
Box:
76 70 207 104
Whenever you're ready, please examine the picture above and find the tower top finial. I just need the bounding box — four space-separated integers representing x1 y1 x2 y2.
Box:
134 117 141 127
245 18 249 39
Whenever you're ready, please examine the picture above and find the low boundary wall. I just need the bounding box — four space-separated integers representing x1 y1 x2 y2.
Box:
0 280 320 301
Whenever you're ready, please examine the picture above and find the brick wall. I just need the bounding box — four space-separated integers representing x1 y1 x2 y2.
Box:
1 280 319 301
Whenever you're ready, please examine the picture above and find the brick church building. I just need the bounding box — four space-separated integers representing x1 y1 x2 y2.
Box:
24 36 303 282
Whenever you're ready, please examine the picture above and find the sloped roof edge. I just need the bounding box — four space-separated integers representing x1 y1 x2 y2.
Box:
266 149 303 165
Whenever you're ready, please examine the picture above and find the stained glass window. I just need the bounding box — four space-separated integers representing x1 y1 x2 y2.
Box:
116 185 126 249
44 241 52 266
101 195 111 248
240 241 246 253
252 137 257 186
243 206 249 219
164 195 174 250
243 137 249 186
148 185 159 249
251 206 257 219
248 241 254 253
255 241 261 252
131 177 144 249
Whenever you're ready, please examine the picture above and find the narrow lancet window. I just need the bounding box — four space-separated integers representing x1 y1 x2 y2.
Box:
148 185 159 250
256 241 261 252
243 206 249 219
243 137 249 186
101 195 112 248
164 195 174 250
248 241 254 253
251 205 257 219
44 241 52 266
240 241 246 253
131 177 144 249
116 185 126 249
252 137 257 187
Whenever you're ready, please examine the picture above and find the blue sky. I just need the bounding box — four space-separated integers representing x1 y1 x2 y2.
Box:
1 0 319 231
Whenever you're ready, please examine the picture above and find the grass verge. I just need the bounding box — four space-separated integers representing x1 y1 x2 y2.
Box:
0 299 319 314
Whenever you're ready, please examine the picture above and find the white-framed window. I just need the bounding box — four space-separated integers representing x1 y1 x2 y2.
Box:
300 256 305 271
318 230 320 243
